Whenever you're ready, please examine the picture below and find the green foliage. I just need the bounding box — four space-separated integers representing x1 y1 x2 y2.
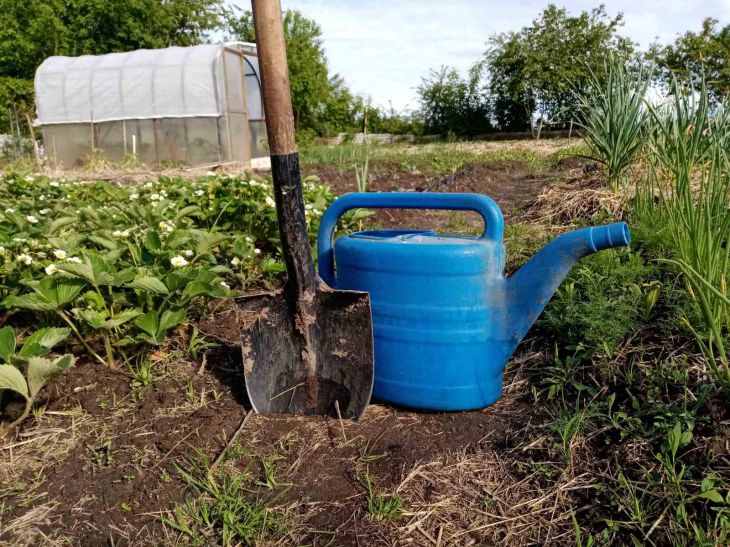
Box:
485 4 635 131
652 17 730 102
0 172 352 372
636 75 730 393
226 7 354 136
0 0 222 127
0 326 75 435
576 56 653 191
417 64 492 135
539 249 654 353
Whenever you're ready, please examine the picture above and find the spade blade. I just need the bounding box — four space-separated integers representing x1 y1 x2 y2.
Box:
241 286 374 420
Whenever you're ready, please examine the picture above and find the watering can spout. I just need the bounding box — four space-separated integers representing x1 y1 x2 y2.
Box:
506 222 630 348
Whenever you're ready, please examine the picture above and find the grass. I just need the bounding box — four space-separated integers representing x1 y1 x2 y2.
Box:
162 450 288 545
300 138 588 175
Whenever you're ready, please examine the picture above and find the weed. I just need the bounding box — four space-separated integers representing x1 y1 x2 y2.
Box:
360 470 405 521
162 452 287 545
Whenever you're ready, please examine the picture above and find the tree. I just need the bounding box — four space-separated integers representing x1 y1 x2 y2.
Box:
652 18 730 101
0 0 222 131
485 4 634 132
226 8 357 135
417 64 492 136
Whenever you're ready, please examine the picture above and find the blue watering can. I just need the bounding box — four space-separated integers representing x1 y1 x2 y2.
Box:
317 193 630 411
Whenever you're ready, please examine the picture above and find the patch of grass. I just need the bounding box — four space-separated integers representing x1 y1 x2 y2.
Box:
301 139 574 174
360 469 405 522
162 450 287 545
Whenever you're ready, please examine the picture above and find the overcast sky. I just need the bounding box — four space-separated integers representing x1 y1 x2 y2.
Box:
243 1 730 111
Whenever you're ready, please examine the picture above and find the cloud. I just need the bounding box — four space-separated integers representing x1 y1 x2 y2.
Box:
250 0 730 110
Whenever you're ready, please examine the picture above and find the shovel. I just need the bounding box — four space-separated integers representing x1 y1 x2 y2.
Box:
241 0 374 420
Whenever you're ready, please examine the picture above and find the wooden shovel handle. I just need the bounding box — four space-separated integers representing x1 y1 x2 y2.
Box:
252 0 296 155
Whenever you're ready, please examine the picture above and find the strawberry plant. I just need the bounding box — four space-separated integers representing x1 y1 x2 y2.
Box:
0 172 356 372
0 326 75 435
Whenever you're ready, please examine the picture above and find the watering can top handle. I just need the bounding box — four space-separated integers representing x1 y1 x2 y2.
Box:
317 192 504 287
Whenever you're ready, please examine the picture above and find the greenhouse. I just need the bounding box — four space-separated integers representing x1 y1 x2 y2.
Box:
34 42 267 168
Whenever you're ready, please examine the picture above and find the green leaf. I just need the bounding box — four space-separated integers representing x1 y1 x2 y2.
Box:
181 281 212 301
699 490 724 503
0 364 28 399
103 308 143 329
48 216 78 235
134 310 159 337
165 231 193 250
112 268 137 287
27 355 75 398
0 326 16 362
176 205 202 220
145 231 162 252
196 232 229 255
58 254 115 286
3 293 56 312
126 276 169 294
159 308 186 333
19 327 70 357
88 234 120 251
75 308 105 329
54 279 87 306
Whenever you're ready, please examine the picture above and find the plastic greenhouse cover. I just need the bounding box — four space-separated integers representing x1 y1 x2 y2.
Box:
35 43 256 125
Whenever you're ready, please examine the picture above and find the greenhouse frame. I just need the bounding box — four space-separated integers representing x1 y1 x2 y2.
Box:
34 42 267 168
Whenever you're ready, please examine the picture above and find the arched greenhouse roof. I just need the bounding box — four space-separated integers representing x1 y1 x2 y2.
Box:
35 42 260 125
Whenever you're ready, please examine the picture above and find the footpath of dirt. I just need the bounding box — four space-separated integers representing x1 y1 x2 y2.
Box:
304 161 560 234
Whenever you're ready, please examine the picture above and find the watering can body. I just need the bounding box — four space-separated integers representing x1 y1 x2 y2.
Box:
318 193 630 411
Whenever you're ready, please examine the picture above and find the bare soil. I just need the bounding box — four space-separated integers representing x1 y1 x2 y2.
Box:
303 161 557 233
2 157 585 546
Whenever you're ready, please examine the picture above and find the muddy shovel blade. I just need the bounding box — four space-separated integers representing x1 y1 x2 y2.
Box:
241 287 374 420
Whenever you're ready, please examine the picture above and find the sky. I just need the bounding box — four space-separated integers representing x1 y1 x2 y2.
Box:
241 1 730 111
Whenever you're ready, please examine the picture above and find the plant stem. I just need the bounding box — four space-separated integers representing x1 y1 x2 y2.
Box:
56 310 107 366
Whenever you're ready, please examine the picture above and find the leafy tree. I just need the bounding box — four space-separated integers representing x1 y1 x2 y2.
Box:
485 4 634 132
652 18 730 101
417 64 492 135
226 7 357 135
0 0 222 130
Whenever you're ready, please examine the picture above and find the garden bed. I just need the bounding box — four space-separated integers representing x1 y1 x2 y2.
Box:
1 140 729 545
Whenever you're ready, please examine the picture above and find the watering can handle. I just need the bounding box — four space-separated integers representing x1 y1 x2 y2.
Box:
317 192 504 287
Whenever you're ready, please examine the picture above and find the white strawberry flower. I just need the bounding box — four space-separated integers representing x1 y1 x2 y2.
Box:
170 255 188 267
45 263 58 275
194 189 204 196
231 257 241 266
66 256 82 263
4 208 14 213
182 250 194 257
254 248 261 255
53 249 67 259
39 208 51 215
265 196 276 208
49 181 60 187
129 193 139 200
26 215 39 224
219 281 230 289
17 254 32 265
